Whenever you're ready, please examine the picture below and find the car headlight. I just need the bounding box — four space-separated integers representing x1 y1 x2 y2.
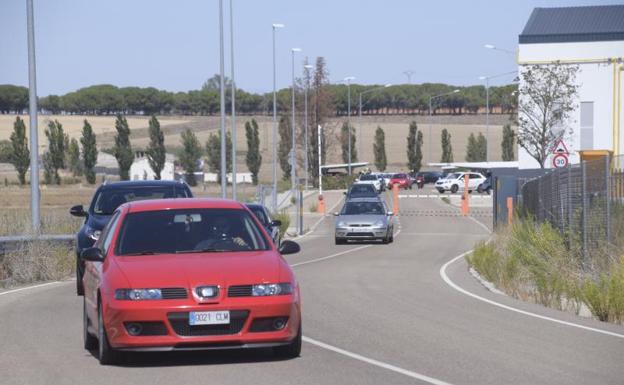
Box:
85 226 101 241
337 221 347 227
252 283 292 296
373 220 385 228
115 288 162 300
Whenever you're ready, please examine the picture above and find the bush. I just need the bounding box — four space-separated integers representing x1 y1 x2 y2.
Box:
580 258 624 323
1 241 74 287
309 202 318 213
272 211 290 237
322 174 357 190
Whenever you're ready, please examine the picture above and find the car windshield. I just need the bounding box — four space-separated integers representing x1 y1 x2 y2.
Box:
342 201 385 215
359 174 377 181
348 184 376 196
447 173 460 180
393 173 407 178
91 186 188 215
116 208 269 255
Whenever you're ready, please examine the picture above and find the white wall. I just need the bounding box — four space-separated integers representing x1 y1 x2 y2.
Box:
130 158 174 180
517 40 624 169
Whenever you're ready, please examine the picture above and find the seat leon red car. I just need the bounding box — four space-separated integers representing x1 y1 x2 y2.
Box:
81 198 302 365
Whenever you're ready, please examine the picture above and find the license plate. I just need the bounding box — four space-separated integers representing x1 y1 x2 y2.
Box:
351 227 369 232
189 311 230 325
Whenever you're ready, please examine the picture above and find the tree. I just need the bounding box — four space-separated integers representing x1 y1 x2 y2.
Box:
179 129 202 186
501 124 515 161
340 121 357 164
245 119 262 185
465 133 478 162
278 115 292 180
146 115 166 179
406 121 423 171
9 117 30 185
517 63 579 168
415 131 423 171
67 138 82 177
42 152 55 185
373 126 387 171
476 132 487 161
81 119 98 184
205 131 232 185
113 114 133 180
44 120 68 184
309 57 333 185
440 128 454 163
0 140 12 163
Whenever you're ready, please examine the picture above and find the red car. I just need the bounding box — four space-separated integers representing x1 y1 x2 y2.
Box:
388 173 412 190
81 198 302 365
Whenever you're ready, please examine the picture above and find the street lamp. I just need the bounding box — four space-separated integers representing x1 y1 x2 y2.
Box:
358 84 392 162
304 64 314 190
479 71 516 162
291 48 302 195
343 76 356 174
229 0 237 200
428 89 460 164
403 70 414 84
271 23 284 211
218 0 226 198
27 0 40 233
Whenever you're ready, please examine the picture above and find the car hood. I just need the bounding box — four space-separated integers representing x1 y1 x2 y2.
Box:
336 214 387 225
112 251 281 288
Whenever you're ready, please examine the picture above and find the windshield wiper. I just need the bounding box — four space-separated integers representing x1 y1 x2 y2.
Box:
175 248 230 254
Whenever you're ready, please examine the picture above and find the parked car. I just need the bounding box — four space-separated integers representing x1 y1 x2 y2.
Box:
80 198 302 365
345 183 378 199
356 174 383 193
70 180 193 296
378 173 393 188
245 203 282 246
434 172 486 194
334 198 394 244
388 173 412 190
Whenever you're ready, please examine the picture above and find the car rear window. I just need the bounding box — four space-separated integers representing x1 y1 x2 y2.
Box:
116 208 269 255
91 186 190 215
359 174 377 181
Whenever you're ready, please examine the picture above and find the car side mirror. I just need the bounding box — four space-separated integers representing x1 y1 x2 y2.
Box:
278 240 300 255
270 220 282 227
80 247 105 262
70 204 87 217
343 191 347 195
387 211 394 216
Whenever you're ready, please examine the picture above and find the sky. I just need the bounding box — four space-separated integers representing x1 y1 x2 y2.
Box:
0 0 617 96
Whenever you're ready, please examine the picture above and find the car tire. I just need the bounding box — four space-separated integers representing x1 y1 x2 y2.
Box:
98 301 121 365
335 238 345 245
76 259 84 296
389 232 394 243
450 184 459 194
477 185 483 194
437 188 444 194
83 298 97 350
274 321 302 359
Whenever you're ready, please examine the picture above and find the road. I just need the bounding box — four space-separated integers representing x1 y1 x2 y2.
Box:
1 191 623 385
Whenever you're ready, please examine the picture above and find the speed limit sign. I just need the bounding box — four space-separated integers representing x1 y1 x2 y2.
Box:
552 153 569 168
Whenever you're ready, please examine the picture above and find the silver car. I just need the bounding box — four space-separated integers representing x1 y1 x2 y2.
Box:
334 198 394 244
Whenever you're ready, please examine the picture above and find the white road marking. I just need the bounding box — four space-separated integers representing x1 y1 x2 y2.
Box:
440 250 624 340
293 195 345 242
0 281 65 297
303 336 454 385
291 245 372 267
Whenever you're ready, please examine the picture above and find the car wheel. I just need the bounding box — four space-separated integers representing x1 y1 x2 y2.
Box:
274 321 302 359
437 188 444 194
335 238 345 245
76 259 84 296
389 232 394 243
98 301 121 365
450 184 459 194
477 185 483 194
83 298 97 350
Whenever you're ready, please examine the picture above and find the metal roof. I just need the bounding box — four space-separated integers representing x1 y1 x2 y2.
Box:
519 5 624 44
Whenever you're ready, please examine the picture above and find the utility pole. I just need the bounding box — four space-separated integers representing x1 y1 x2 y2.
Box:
229 0 237 200
218 0 227 197
27 0 40 234
271 23 284 211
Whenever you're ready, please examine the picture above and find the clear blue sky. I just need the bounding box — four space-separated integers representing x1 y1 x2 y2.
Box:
0 0 615 96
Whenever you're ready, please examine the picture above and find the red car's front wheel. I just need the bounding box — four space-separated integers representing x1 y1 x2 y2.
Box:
273 321 302 359
98 301 122 365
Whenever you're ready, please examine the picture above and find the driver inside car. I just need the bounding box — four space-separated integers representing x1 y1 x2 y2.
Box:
195 215 249 250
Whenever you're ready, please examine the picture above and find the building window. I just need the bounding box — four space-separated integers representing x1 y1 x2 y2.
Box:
580 101 594 150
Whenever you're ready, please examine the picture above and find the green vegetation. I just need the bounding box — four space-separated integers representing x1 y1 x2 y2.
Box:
0 85 28 113
278 115 292 180
0 241 74 287
440 128 453 163
322 174 357 190
465 132 487 162
273 211 290 237
113 114 133 180
179 129 202 186
9 116 30 185
406 121 423 172
43 120 68 185
80 119 98 184
146 115 166 180
205 130 232 186
467 218 624 324
245 119 262 185
501 124 515 161
373 126 387 171
340 121 357 163
67 138 82 177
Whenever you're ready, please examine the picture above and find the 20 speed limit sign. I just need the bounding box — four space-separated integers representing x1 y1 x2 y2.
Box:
552 153 569 168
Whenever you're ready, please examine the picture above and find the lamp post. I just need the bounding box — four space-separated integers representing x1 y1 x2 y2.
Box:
218 0 226 198
229 0 237 200
343 76 355 174
304 64 313 190
26 0 40 233
358 84 392 161
271 23 284 211
291 48 301 195
478 71 516 162
428 89 460 164
403 70 414 84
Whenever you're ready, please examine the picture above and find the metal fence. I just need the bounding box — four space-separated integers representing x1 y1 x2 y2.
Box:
520 155 624 264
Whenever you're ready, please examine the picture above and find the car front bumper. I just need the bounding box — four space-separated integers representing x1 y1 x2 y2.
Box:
102 295 300 350
335 227 388 240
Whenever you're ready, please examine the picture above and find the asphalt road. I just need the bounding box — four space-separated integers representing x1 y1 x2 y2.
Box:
1 191 623 385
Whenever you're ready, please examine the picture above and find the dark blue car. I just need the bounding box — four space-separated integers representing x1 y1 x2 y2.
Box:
70 180 193 295
245 203 282 247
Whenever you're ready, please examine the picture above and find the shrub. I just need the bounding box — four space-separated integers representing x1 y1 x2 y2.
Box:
309 202 318 213
272 211 290 237
1 241 74 287
323 174 357 190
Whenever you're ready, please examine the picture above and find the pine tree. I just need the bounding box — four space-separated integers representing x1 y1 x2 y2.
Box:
44 120 68 184
9 116 29 185
278 115 292 180
146 115 166 179
179 129 202 186
113 114 133 180
340 121 357 164
440 128 453 163
373 126 387 171
501 124 515 161
67 138 82 177
245 119 262 185
206 130 232 185
81 119 98 184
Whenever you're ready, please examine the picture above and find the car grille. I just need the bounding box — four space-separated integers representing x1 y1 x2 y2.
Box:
346 232 375 237
161 288 188 299
349 224 371 227
228 285 253 297
167 310 249 336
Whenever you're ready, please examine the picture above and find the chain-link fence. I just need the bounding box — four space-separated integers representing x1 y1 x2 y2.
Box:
520 155 624 266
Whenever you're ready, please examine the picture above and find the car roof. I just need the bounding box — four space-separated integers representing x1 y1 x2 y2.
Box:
123 198 244 213
345 197 382 203
100 180 188 190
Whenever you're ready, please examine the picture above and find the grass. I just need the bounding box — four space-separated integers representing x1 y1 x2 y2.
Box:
0 208 84 237
0 241 74 287
467 218 624 324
